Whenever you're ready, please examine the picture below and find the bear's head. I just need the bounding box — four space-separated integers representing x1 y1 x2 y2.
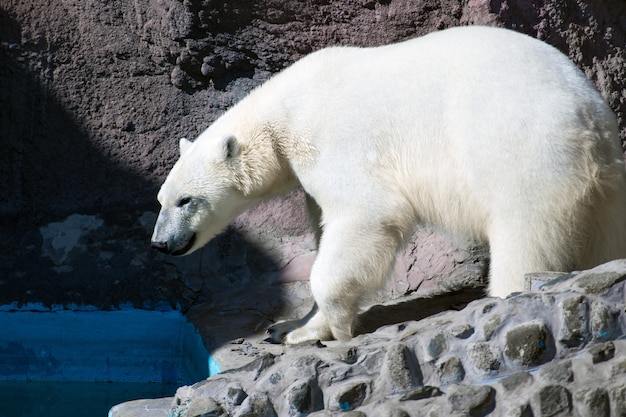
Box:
151 135 250 256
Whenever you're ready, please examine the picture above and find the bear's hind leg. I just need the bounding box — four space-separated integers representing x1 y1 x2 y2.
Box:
487 216 577 298
579 176 626 269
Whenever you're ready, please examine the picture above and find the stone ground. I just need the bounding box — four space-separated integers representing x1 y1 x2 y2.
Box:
111 260 626 417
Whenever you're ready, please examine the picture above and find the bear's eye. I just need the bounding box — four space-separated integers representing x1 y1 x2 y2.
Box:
177 197 192 207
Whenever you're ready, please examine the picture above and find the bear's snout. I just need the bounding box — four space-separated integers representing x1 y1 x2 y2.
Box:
151 240 170 254
151 233 196 256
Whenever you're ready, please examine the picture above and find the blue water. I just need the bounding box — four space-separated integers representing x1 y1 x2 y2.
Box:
0 306 211 417
1 380 179 417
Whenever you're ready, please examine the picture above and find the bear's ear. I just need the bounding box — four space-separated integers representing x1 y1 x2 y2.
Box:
179 138 193 156
222 135 240 160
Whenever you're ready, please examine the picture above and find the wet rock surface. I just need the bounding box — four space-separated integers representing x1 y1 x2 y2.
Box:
111 260 626 416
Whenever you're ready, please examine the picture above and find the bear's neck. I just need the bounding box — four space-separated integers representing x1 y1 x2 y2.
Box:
234 122 301 199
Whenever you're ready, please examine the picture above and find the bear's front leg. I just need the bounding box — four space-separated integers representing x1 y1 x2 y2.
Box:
273 217 404 344
267 304 333 344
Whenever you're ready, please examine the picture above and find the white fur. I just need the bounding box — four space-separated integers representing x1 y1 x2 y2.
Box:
152 26 626 343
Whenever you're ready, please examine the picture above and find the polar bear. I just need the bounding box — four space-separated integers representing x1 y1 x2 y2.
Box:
151 26 626 344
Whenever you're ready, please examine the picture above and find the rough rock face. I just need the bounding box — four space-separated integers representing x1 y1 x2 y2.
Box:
111 260 626 416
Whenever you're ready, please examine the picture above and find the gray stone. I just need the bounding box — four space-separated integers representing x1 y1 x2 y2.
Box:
380 343 421 393
557 295 589 347
539 360 573 383
609 384 626 416
336 346 359 364
226 385 248 408
235 393 276 417
187 397 225 417
535 385 572 417
399 386 443 401
483 314 502 340
499 372 533 392
590 302 619 341
574 387 609 417
468 342 501 373
504 321 552 366
331 381 369 412
437 356 466 385
449 324 475 339
427 333 448 359
284 379 319 416
447 384 496 416
574 269 626 295
290 354 324 372
587 341 615 364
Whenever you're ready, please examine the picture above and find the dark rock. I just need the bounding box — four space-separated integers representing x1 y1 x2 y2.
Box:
289 355 325 378
468 342 501 373
587 341 615 364
449 324 475 339
333 381 369 412
539 360 573 383
590 302 619 341
284 379 320 416
447 384 496 416
574 271 626 295
437 356 466 385
574 387 610 417
235 393 276 417
481 303 498 315
499 372 533 392
186 397 225 417
609 384 626 416
337 346 359 364
483 314 502 340
504 322 552 366
535 385 572 417
380 343 422 393
226 385 248 407
427 333 448 359
399 385 443 401
557 295 590 347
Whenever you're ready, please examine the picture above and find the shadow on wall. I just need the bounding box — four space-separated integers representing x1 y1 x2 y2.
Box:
0 9 288 345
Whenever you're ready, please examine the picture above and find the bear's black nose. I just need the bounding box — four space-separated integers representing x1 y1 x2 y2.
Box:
151 241 170 254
